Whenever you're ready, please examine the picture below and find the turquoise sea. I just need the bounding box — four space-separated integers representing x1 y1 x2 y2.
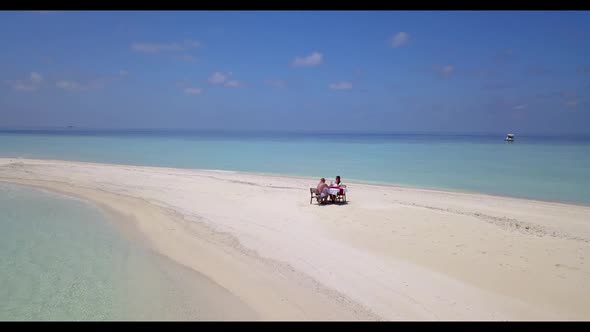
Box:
0 182 254 321
1 129 589 204
1 129 589 320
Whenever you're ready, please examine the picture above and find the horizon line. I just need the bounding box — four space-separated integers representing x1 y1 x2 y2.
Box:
1 127 589 137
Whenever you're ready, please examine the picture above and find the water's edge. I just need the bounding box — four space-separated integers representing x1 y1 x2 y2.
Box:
3 157 589 208
2 131 589 205
0 181 258 321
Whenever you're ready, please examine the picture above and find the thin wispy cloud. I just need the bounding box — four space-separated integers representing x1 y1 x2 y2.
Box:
56 80 79 91
491 49 514 64
525 65 552 77
565 100 578 107
56 80 86 91
353 68 366 79
482 97 515 115
390 32 410 48
40 56 55 64
208 71 229 85
433 64 455 77
176 54 198 63
108 71 129 84
265 79 287 89
208 72 243 87
329 81 353 90
535 90 577 101
184 87 202 95
131 40 200 53
5 72 43 91
482 81 515 91
470 67 500 80
513 104 528 110
224 80 241 88
577 66 590 73
535 91 559 100
292 51 323 67
30 72 42 83
55 76 106 92
560 90 577 99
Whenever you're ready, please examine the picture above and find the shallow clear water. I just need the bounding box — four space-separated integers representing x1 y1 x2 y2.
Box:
1 130 589 204
0 182 254 321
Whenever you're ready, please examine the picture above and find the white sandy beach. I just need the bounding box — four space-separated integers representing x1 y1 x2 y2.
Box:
1 158 589 320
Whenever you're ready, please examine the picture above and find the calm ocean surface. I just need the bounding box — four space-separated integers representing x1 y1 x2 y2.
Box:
0 130 589 320
1 129 590 204
0 182 254 320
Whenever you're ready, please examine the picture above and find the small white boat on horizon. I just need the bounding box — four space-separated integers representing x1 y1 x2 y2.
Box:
505 133 515 142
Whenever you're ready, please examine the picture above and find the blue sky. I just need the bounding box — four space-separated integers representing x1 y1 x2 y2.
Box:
1 11 589 134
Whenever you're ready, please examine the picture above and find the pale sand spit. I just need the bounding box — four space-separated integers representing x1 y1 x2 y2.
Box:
1 158 589 320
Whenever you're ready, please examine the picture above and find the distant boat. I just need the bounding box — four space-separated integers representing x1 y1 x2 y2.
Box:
505 134 514 142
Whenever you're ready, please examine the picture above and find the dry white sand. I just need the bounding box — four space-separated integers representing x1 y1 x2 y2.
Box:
1 158 589 320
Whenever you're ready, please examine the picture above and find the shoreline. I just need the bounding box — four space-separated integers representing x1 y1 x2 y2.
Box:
7 156 590 208
245 170 590 209
0 181 260 321
1 158 590 320
0 177 379 320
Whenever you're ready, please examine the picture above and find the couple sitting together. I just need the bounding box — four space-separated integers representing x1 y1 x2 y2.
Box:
316 175 344 203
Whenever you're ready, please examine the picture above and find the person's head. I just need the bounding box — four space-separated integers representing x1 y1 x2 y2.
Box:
320 178 326 183
336 176 341 183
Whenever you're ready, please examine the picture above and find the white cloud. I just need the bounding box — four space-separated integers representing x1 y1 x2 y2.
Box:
5 72 43 91
56 80 84 91
30 72 43 84
7 82 35 91
224 80 241 88
441 65 454 76
209 71 228 84
513 104 528 110
55 79 104 92
433 64 455 77
132 42 182 53
55 73 121 92
391 32 410 48
184 87 202 95
208 72 242 87
293 51 323 67
131 40 200 53
329 81 353 90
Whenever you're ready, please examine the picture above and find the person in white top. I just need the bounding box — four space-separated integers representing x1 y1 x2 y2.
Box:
329 175 343 201
330 175 342 187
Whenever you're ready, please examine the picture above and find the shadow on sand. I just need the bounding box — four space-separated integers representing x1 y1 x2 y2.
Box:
317 200 349 206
